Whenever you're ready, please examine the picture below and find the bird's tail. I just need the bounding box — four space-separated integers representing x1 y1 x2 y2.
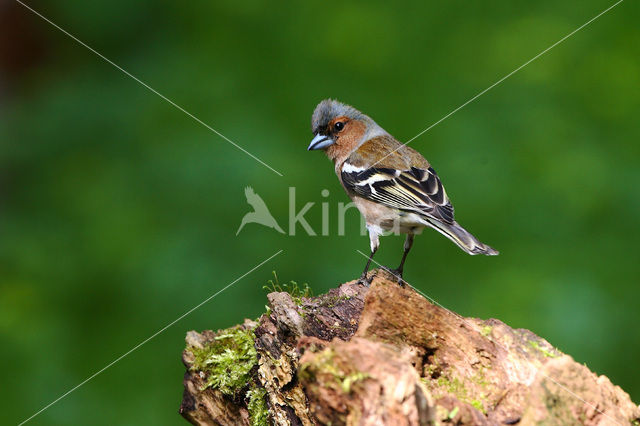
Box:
426 219 499 256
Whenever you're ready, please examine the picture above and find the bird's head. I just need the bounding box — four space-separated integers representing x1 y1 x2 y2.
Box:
308 99 385 161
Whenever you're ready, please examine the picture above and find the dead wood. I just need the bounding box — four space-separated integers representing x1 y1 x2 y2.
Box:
180 269 640 426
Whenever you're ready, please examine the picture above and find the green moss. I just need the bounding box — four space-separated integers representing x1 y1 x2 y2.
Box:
447 406 459 420
529 340 559 358
263 271 312 305
341 371 370 393
329 323 349 333
480 325 493 337
299 347 338 383
470 399 484 412
320 294 352 308
434 373 488 414
437 375 466 396
246 386 269 426
189 325 257 395
471 366 490 387
300 348 369 394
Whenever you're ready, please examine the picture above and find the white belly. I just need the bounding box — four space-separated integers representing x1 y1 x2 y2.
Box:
352 196 426 235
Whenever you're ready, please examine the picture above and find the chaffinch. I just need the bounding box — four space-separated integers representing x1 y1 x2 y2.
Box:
308 99 498 284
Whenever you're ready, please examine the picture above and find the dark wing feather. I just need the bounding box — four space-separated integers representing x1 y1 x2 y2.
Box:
342 165 454 224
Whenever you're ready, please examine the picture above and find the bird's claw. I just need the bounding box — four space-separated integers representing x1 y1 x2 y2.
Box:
357 268 405 287
357 269 378 287
357 274 373 287
381 266 406 286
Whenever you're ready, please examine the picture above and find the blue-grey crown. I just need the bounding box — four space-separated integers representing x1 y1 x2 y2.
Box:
311 99 364 135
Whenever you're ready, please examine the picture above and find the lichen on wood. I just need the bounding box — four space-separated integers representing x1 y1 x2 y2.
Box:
180 269 640 425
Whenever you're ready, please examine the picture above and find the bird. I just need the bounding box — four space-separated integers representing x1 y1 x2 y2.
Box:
236 186 285 235
307 99 498 285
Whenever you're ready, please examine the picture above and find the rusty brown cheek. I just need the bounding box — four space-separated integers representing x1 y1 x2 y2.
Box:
325 120 366 163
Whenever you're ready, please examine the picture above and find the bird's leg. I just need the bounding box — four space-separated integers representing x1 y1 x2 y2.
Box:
388 234 414 285
358 228 380 286
397 233 414 276
358 247 377 286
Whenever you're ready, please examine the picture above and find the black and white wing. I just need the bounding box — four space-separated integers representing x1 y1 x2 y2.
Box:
341 163 455 224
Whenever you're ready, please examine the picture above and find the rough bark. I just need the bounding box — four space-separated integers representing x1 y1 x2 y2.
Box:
180 269 640 426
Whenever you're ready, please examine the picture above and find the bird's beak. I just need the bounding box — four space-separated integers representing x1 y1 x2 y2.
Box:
307 134 335 151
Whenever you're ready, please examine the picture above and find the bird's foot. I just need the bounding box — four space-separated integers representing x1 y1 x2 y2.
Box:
357 269 378 287
380 266 406 286
357 273 373 287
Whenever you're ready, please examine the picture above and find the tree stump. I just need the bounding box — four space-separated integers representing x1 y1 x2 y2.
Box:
179 269 640 425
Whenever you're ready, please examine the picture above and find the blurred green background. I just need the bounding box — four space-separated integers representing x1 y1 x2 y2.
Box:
1 0 638 424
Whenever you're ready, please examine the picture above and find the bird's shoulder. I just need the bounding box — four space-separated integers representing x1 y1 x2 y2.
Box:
346 134 430 171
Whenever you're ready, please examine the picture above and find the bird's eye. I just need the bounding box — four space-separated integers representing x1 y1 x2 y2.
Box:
334 122 345 132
